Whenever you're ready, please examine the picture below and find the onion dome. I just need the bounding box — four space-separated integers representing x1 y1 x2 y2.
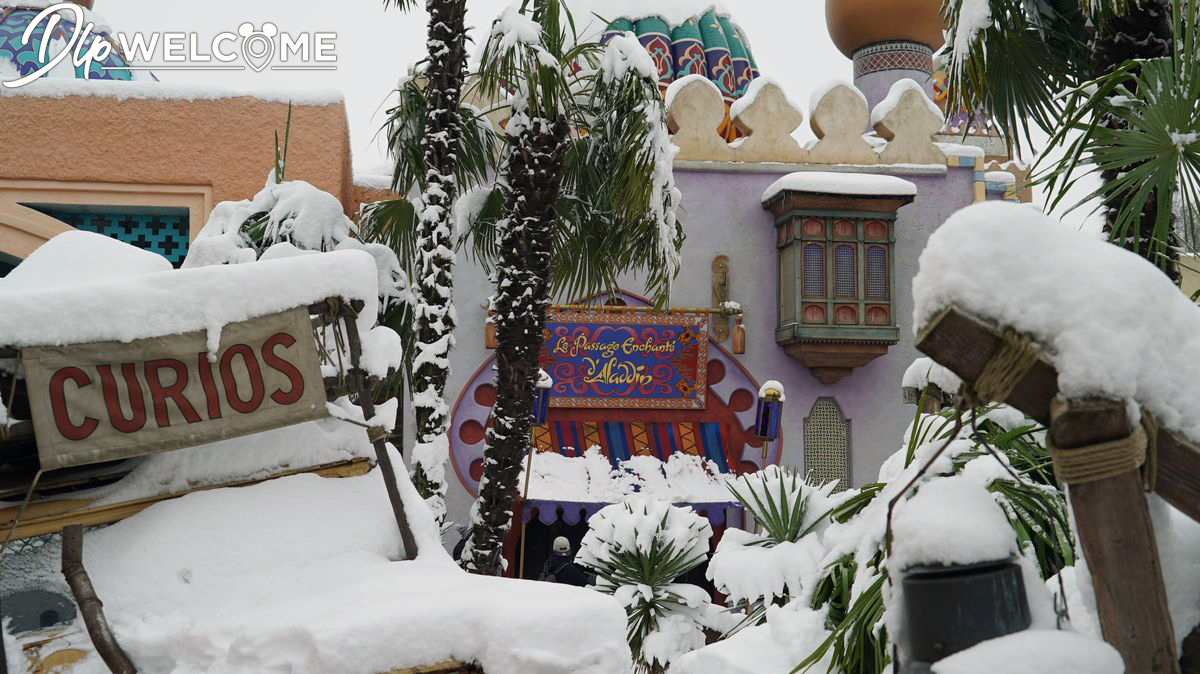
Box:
0 2 136 83
600 9 759 140
825 0 945 59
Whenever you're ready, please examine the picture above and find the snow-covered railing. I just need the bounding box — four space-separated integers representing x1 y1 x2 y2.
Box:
912 202 1200 673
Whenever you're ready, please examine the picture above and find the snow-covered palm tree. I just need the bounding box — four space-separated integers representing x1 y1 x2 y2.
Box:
943 0 1199 281
376 0 473 522
459 0 684 575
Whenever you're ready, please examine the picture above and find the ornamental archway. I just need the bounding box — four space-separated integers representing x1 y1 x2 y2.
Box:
448 291 781 496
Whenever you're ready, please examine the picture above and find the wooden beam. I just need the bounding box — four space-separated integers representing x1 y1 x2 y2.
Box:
918 304 1200 521
916 306 1058 424
1050 398 1178 674
61 525 137 674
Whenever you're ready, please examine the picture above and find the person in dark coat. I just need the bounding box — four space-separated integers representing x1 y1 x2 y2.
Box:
539 536 591 587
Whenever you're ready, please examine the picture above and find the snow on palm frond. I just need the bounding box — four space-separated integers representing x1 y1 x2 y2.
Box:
578 498 731 673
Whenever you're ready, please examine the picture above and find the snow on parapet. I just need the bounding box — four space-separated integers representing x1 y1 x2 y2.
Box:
762 171 917 203
521 448 733 503
870 78 942 128
0 77 344 105
0 235 380 349
808 78 866 117
912 201 1200 443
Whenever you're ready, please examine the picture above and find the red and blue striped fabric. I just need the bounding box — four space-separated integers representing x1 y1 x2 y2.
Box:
534 420 732 473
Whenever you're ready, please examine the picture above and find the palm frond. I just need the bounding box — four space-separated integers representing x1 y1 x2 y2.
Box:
940 0 1091 149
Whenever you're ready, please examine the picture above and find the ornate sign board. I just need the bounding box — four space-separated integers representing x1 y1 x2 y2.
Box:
22 306 328 470
539 311 708 410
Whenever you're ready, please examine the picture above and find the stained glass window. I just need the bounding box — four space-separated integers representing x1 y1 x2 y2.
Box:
866 246 888 300
834 245 856 298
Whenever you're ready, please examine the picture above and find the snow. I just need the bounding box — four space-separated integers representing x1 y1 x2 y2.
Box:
890 476 1016 570
520 448 735 503
807 78 866 117
68 446 631 673
985 170 1017 186
936 141 986 158
599 32 658 83
536 368 553 388
0 239 380 350
664 73 718 111
761 171 917 202
912 201 1200 444
902 356 963 394
729 77 802 122
452 185 494 236
949 0 993 68
0 230 169 293
870 78 943 128
931 630 1123 674
706 527 824 605
1 76 344 106
670 604 833 674
757 379 785 401
491 7 543 52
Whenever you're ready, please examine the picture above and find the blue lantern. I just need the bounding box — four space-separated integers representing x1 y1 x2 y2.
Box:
532 370 553 425
754 383 784 441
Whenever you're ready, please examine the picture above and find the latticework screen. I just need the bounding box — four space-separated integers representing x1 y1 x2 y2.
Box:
804 397 850 490
866 246 888 300
834 245 856 298
803 243 824 297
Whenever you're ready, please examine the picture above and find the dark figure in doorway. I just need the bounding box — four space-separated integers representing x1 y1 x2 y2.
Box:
539 536 591 587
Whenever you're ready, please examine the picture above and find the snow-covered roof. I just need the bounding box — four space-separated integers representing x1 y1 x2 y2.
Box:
761 171 918 203
0 231 380 350
0 77 344 105
520 449 734 504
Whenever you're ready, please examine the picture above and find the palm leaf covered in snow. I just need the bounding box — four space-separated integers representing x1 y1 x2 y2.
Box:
577 498 729 673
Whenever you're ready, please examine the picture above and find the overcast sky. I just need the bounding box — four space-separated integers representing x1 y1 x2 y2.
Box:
98 1 847 174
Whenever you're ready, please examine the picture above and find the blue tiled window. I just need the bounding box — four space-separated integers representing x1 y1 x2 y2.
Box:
27 204 190 267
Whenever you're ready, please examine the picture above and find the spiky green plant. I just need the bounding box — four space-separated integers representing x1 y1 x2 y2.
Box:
577 499 718 673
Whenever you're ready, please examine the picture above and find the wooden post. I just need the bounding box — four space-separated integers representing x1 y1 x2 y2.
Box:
60 524 137 674
517 431 536 580
337 304 419 560
1050 399 1179 674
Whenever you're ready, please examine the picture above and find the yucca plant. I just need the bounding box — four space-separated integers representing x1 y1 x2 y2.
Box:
577 498 720 673
793 392 1074 674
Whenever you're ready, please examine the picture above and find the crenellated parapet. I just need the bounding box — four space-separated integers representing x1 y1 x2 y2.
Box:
666 77 947 167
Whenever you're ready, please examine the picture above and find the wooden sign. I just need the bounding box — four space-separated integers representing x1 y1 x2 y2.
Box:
539 311 708 410
22 306 328 470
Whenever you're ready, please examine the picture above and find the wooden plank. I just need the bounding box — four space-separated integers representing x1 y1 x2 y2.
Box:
61 524 137 674
918 304 1200 522
1157 430 1200 523
1050 399 1178 674
915 306 1058 424
0 458 370 540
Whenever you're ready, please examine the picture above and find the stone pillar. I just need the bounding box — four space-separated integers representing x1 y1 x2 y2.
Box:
852 40 934 116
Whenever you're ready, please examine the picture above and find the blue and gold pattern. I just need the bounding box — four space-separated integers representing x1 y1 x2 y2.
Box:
0 6 132 82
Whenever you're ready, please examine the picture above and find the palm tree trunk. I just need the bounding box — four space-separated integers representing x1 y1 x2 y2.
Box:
1091 0 1179 282
409 0 470 522
466 116 568 575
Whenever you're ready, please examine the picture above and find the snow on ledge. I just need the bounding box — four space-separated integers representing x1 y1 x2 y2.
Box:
870 78 942 128
0 76 344 106
761 171 917 203
913 201 1200 443
902 357 962 394
0 232 380 348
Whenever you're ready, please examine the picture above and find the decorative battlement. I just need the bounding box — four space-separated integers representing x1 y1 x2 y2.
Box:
665 76 947 167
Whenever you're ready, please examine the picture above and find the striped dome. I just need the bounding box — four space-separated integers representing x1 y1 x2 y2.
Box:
0 4 133 82
602 11 759 100
601 11 760 140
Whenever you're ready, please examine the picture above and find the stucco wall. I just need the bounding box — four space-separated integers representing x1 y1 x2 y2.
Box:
436 162 977 525
0 93 354 260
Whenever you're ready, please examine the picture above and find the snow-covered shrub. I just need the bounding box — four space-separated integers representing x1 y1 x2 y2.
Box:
577 498 730 673
708 468 848 627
